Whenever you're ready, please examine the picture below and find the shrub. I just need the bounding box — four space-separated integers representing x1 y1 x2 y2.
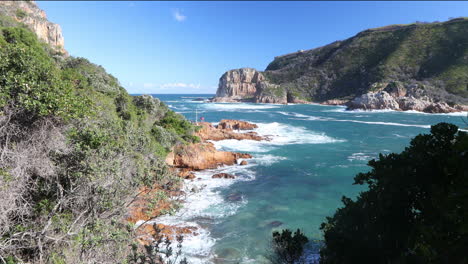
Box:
15 9 27 20
320 123 468 263
270 229 309 264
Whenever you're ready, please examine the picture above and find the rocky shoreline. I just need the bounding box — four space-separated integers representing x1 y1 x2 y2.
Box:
127 119 263 246
210 69 467 113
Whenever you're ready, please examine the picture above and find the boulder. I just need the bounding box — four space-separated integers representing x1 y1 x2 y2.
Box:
212 173 236 179
347 91 400 110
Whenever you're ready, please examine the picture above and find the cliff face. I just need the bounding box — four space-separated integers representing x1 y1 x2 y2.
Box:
214 18 468 112
213 68 304 104
0 1 67 55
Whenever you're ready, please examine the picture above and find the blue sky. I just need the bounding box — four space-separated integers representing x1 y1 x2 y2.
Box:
37 1 468 94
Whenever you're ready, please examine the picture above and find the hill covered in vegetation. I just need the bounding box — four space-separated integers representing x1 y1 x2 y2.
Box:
0 2 197 263
214 18 468 113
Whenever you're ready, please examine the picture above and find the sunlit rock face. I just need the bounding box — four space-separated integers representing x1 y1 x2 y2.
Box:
0 1 67 55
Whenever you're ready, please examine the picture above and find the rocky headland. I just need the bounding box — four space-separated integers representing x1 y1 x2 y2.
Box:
127 119 262 244
212 18 468 113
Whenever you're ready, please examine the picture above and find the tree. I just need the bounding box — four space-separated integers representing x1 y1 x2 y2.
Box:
270 229 309 264
320 123 468 264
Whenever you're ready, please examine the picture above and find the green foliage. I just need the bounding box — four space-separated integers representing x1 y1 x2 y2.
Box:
15 9 26 20
0 17 195 263
0 27 90 120
157 111 197 143
263 19 468 103
270 229 309 264
320 123 468 264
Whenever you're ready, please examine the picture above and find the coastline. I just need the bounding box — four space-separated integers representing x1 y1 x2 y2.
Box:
128 119 267 263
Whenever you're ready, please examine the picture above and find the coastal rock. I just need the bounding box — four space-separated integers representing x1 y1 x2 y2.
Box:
0 1 67 55
347 91 400 110
196 122 266 141
214 68 264 100
267 221 283 228
240 160 248 165
178 168 196 180
397 96 431 111
212 173 236 179
423 102 455 113
136 223 198 245
166 142 252 170
226 192 243 202
218 119 258 130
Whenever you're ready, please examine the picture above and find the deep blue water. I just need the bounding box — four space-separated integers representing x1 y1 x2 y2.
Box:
148 94 467 263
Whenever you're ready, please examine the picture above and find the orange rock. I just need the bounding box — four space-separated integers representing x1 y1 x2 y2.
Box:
240 160 248 165
167 142 252 170
178 168 196 179
136 223 198 245
218 119 258 130
195 122 266 141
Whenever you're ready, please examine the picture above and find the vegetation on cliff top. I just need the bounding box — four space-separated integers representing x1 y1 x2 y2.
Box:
261 18 468 104
320 123 468 263
0 22 196 263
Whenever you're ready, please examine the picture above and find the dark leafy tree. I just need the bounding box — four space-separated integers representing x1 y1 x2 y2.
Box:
270 229 309 264
320 123 468 264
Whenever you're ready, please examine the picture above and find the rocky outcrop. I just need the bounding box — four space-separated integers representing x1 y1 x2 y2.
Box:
347 91 400 110
0 1 67 55
347 90 464 113
212 173 236 179
214 68 264 101
213 68 291 104
166 142 252 171
214 18 468 113
195 122 266 142
218 119 258 130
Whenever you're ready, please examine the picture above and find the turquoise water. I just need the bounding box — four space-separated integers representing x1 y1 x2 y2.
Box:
151 94 467 263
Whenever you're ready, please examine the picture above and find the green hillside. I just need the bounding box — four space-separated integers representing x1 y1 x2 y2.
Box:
262 18 468 104
0 16 196 263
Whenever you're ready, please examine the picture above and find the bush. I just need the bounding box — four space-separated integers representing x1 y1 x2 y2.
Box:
0 27 89 121
320 123 468 263
269 229 309 264
15 9 26 20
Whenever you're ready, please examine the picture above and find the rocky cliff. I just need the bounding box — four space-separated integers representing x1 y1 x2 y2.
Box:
214 18 468 113
0 1 67 55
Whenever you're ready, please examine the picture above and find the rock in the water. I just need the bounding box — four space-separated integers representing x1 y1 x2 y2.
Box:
212 173 236 179
347 91 400 110
267 221 283 228
240 160 248 165
226 192 243 202
218 119 258 130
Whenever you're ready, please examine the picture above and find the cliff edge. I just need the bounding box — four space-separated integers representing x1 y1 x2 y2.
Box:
214 18 468 113
0 1 67 55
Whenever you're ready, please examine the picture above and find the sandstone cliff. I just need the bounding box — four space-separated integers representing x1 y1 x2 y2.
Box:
0 1 67 55
214 18 468 112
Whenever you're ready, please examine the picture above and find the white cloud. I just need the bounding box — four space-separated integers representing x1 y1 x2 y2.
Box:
172 9 186 22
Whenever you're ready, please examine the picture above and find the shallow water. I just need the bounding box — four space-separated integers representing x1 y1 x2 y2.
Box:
152 94 468 263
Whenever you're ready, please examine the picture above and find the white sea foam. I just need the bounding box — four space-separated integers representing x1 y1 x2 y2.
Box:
145 163 255 263
333 119 431 128
201 103 280 111
253 154 288 166
212 122 344 153
276 111 312 118
347 152 375 162
292 115 432 129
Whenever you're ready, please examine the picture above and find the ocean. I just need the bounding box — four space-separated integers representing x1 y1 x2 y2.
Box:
149 94 468 263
